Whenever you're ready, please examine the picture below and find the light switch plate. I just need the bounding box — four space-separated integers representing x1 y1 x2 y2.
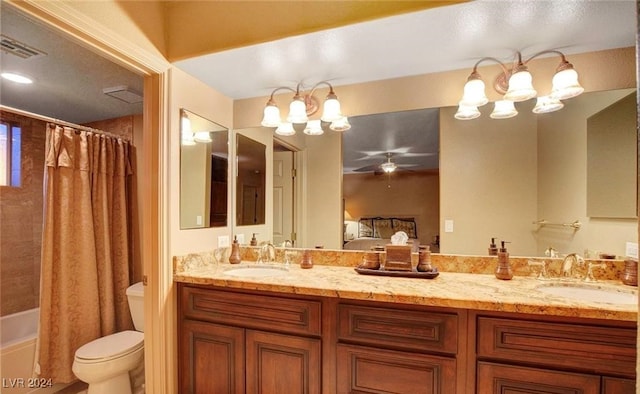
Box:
625 242 638 258
218 235 230 248
196 215 202 226
444 219 454 233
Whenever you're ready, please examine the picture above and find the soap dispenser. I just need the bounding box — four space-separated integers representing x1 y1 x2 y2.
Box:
229 236 242 264
488 238 498 256
250 233 258 246
495 241 513 280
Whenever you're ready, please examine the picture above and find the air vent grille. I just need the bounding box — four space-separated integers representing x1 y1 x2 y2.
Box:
1 34 47 59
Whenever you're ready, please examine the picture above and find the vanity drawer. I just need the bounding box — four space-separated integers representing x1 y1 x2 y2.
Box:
338 304 458 354
181 285 321 336
477 316 636 377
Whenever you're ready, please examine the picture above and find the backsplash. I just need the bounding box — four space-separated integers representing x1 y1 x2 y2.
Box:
173 246 628 283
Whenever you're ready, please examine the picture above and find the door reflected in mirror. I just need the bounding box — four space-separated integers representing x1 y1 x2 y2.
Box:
236 134 266 226
180 108 229 229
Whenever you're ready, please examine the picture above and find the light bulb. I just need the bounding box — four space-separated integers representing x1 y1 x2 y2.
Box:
287 97 308 123
551 68 584 100
330 116 351 131
504 69 537 102
460 77 488 107
303 119 323 135
454 103 481 120
275 122 296 136
261 103 281 127
532 96 564 114
490 100 518 119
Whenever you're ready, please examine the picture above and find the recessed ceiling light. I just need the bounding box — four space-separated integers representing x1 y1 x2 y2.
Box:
1 72 33 84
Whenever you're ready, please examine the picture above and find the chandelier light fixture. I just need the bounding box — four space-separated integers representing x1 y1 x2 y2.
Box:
261 81 351 136
455 50 584 120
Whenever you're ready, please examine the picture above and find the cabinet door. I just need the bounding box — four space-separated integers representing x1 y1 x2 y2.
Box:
337 344 456 394
602 377 635 394
477 362 600 394
180 320 245 394
246 329 321 394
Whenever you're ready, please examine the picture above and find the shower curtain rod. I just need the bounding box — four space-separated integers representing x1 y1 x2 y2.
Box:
0 105 130 141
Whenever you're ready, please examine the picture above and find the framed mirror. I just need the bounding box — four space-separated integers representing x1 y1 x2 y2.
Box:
180 108 229 229
236 134 266 225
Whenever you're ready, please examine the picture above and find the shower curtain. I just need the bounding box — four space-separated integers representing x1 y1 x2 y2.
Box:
36 124 134 382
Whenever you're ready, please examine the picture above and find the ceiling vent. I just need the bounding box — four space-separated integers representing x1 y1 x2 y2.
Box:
0 34 47 59
103 85 143 104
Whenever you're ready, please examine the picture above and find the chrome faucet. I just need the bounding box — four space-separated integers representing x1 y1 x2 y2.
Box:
258 242 276 263
561 253 585 278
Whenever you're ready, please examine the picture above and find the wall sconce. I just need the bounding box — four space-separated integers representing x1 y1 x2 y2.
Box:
261 81 351 135
455 50 584 120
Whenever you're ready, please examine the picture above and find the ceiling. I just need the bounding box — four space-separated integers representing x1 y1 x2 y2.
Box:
1 1 637 173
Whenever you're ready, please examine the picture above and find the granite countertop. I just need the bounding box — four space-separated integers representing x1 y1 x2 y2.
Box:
174 261 638 322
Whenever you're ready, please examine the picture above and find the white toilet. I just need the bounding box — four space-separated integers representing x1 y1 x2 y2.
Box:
72 282 145 394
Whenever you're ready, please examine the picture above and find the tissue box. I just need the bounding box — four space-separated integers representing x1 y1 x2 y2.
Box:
384 244 412 271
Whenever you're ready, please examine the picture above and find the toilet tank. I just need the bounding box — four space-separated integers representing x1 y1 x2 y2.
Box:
126 282 144 332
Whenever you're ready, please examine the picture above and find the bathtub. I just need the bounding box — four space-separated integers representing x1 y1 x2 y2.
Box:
1 308 70 394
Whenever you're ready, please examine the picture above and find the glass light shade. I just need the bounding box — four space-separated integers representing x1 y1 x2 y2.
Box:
261 104 281 127
194 131 212 143
303 119 324 136
287 98 308 123
550 68 584 100
532 95 564 114
380 161 397 173
330 116 351 131
181 114 196 145
504 70 537 102
454 103 481 120
490 100 518 119
275 122 296 136
460 78 488 107
321 97 342 122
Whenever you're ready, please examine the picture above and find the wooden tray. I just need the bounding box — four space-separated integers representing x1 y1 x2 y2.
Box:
354 267 439 279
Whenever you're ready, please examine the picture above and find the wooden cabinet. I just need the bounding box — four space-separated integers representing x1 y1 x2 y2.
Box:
477 362 600 394
337 344 456 394
180 320 245 394
178 284 322 394
475 314 637 394
336 303 461 394
178 284 636 394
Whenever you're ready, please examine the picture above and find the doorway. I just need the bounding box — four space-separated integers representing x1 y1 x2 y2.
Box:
273 140 296 246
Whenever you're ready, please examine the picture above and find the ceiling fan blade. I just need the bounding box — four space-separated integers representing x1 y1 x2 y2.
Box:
353 164 381 172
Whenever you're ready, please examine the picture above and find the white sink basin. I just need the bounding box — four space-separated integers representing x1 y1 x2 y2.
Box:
536 283 637 305
223 264 288 278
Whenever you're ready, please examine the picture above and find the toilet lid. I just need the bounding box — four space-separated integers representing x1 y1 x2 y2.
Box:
76 330 143 361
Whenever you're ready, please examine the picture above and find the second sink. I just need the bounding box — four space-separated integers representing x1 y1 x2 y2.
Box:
536 283 637 305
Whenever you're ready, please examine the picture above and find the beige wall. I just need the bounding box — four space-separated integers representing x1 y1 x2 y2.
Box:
343 171 439 249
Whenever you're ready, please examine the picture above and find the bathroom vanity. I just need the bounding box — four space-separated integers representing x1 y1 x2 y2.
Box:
175 264 637 394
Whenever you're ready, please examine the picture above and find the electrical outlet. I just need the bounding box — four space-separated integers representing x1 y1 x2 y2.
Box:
196 215 202 226
236 234 245 244
444 219 454 233
625 242 638 258
218 235 230 248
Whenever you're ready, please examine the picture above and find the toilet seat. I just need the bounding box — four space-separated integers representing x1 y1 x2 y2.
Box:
75 331 143 363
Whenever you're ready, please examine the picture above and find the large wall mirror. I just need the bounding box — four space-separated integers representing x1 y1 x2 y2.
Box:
236 134 266 226
180 108 229 229
338 88 637 257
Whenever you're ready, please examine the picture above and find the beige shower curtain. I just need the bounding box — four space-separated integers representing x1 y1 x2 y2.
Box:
36 124 134 382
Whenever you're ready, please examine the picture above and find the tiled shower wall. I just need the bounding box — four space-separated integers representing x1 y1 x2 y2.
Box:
0 111 46 316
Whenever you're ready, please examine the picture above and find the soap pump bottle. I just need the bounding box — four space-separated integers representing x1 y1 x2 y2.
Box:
250 233 258 246
488 238 498 256
495 241 513 280
229 236 242 264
